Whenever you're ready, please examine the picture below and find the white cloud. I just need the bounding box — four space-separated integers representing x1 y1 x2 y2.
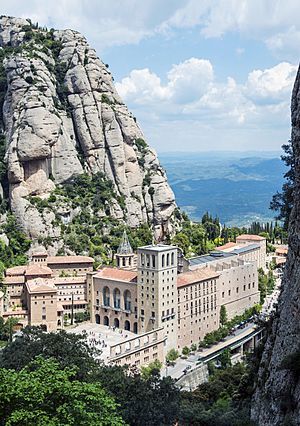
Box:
116 58 214 106
116 59 296 150
246 62 298 104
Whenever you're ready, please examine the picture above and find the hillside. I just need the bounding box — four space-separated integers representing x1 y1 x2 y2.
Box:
160 152 285 226
0 16 178 256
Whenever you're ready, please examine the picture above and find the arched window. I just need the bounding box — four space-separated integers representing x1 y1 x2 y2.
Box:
113 288 121 309
167 253 170 266
133 322 138 334
104 316 109 326
124 320 130 331
152 255 156 268
114 318 120 328
95 314 100 324
103 287 110 306
162 254 165 267
124 290 131 311
122 257 126 266
146 254 150 267
171 252 174 265
141 253 144 266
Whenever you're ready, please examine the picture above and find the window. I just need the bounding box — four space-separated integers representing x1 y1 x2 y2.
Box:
222 292 224 298
42 315 46 320
141 309 144 315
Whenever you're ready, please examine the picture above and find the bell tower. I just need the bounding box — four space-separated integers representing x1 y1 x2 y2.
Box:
116 230 135 270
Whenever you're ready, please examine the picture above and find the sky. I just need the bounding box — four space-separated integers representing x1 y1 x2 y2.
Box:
1 0 300 152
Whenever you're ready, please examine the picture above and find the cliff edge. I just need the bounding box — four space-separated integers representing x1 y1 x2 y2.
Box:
251 65 300 425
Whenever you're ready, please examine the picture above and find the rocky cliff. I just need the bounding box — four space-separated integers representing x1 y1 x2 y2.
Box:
251 65 300 425
0 16 178 253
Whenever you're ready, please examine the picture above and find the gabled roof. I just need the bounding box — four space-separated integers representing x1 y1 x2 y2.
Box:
95 267 137 283
6 265 26 276
25 265 52 276
47 255 94 264
26 278 57 294
177 268 220 288
215 242 237 251
236 234 266 241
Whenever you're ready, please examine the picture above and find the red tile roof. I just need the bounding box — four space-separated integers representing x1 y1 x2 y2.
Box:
25 265 53 276
4 275 25 284
47 255 94 264
95 267 137 283
26 278 57 294
215 242 237 251
177 268 220 288
6 266 26 276
236 234 266 241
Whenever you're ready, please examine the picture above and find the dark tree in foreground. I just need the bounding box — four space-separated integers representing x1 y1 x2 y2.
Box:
0 326 100 380
270 141 295 230
0 357 125 426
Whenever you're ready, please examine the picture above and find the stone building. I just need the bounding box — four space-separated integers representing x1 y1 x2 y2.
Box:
189 251 260 320
2 253 94 330
177 268 220 347
89 240 261 357
216 234 267 269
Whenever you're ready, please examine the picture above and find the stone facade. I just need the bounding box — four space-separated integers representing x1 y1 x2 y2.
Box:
2 253 93 330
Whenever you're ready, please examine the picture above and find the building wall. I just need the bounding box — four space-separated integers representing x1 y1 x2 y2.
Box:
48 262 93 277
177 277 218 348
137 246 178 352
237 237 266 269
110 328 166 367
90 276 138 332
27 290 59 332
218 261 260 319
56 278 88 317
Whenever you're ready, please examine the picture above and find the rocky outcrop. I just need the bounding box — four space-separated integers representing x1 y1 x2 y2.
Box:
251 66 300 425
0 17 177 246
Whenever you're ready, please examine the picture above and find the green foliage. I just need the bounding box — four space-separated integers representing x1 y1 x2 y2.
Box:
199 305 261 348
140 359 162 379
182 346 191 356
166 348 179 362
135 138 148 156
258 268 275 304
101 93 114 105
0 326 100 380
0 215 31 268
270 141 294 230
220 305 228 326
0 356 125 426
74 311 90 323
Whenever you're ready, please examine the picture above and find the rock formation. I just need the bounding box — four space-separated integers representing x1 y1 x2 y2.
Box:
0 16 178 250
251 65 300 425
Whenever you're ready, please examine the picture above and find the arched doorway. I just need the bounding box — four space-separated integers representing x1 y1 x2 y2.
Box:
95 314 100 324
133 322 138 334
114 318 120 328
104 316 109 326
124 320 130 331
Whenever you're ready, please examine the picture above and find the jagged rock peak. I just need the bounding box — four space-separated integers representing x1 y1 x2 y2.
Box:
251 64 300 425
0 16 178 251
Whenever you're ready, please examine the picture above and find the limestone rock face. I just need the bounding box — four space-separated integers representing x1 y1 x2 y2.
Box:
0 17 177 245
251 66 300 425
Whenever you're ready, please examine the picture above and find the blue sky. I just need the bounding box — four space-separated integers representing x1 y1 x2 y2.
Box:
2 0 299 152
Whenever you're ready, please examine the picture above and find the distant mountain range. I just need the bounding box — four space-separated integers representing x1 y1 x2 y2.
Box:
159 151 286 227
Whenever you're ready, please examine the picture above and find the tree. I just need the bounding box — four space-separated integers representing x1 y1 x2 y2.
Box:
171 232 190 256
166 348 179 363
96 365 180 426
220 305 228 326
0 357 125 426
0 326 100 380
270 141 295 230
140 359 162 379
182 346 191 356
